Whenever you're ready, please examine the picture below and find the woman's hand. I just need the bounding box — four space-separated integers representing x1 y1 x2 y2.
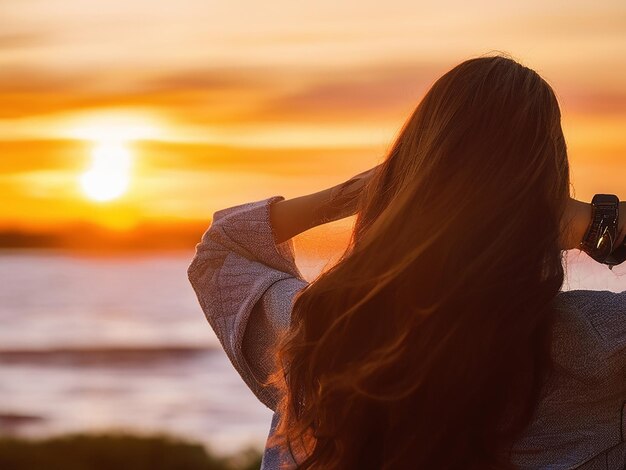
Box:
269 165 381 244
320 165 381 222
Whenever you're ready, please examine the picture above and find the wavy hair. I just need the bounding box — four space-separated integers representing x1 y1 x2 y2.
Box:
266 53 571 469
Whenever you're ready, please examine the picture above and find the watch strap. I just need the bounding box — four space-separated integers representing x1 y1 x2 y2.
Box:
579 194 619 264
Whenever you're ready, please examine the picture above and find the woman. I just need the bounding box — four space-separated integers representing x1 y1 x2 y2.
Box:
188 54 626 469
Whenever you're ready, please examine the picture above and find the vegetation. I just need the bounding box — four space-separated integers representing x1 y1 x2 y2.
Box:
0 433 263 470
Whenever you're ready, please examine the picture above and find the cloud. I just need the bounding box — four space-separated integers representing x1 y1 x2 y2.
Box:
0 61 440 124
0 139 88 174
0 137 379 178
140 66 276 92
135 140 378 175
0 32 51 49
131 61 447 125
559 89 626 115
249 62 443 121
0 66 91 93
1 52 625 127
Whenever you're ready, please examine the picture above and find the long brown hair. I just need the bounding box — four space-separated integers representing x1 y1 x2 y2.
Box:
266 53 571 469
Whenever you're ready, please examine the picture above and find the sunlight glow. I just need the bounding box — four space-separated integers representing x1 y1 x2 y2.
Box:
65 110 161 142
80 141 132 202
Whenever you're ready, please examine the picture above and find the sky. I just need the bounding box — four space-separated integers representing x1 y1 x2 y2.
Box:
1 0 625 235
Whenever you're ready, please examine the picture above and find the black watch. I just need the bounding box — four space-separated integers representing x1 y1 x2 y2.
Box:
579 194 620 266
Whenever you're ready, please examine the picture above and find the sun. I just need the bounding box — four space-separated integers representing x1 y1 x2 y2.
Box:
80 140 132 202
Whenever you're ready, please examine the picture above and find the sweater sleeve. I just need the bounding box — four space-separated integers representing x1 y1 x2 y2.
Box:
187 195 309 410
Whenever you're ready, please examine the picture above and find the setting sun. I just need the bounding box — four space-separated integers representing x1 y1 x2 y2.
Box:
80 141 133 202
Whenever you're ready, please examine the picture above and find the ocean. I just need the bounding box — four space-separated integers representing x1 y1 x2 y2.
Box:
0 250 624 456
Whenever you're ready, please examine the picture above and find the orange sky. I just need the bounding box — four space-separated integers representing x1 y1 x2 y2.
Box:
1 0 625 232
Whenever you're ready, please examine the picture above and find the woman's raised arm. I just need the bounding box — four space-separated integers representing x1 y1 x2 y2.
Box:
270 165 380 244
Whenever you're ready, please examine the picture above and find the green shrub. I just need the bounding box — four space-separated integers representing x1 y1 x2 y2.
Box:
0 433 263 470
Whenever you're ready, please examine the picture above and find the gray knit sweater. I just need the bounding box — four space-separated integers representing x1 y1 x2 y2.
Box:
187 195 626 469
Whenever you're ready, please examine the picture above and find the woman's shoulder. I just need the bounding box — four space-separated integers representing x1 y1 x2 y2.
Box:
555 288 625 311
555 290 626 365
509 290 626 469
552 290 626 389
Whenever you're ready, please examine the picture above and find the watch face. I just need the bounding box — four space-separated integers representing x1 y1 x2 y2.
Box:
583 194 620 263
592 194 619 206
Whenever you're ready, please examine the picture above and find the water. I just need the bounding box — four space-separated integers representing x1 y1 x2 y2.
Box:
0 250 328 456
0 250 624 456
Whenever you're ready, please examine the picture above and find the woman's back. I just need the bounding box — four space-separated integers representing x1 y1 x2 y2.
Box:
187 195 626 469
